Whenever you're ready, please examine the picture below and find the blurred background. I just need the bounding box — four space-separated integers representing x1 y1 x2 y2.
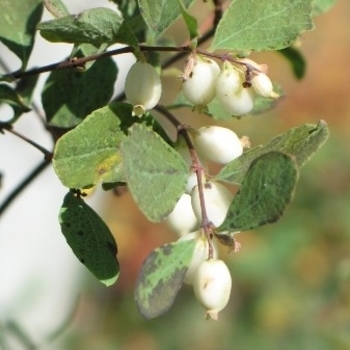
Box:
0 0 349 349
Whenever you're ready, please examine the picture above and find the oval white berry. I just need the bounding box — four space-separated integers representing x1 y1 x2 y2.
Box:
125 61 162 116
193 259 232 320
177 231 219 284
182 56 220 107
191 182 233 227
251 72 273 98
166 194 198 236
194 126 244 164
216 63 254 116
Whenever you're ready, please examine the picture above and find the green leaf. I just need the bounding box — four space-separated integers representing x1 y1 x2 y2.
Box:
135 239 196 319
312 0 337 16
59 191 119 286
176 0 199 40
120 124 188 222
53 103 128 189
111 0 139 18
38 7 138 47
215 120 329 185
10 75 39 123
0 0 43 69
211 0 314 52
219 152 298 232
43 0 70 18
0 84 31 113
278 47 306 79
138 0 196 36
42 56 117 127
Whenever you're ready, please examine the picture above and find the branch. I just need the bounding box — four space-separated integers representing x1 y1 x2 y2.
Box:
0 122 53 160
154 105 215 258
0 160 51 217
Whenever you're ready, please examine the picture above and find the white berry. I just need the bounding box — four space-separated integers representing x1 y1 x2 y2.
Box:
177 231 219 284
125 61 162 116
194 126 244 164
166 194 198 236
191 182 233 228
251 72 274 98
193 259 232 320
182 56 220 108
216 62 254 116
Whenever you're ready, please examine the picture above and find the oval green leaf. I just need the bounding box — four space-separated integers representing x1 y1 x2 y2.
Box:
0 0 43 69
135 239 196 319
53 104 128 189
42 56 117 128
211 0 314 52
219 151 298 232
59 191 119 286
121 124 188 222
216 120 329 185
138 0 196 36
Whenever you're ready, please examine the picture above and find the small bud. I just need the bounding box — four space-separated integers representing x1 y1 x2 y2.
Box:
251 72 274 98
125 61 162 116
177 231 219 284
182 55 220 108
191 182 233 227
193 259 232 320
166 194 198 236
193 126 245 164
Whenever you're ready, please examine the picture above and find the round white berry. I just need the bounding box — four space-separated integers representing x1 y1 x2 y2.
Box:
166 194 198 236
193 126 244 164
125 61 162 116
251 72 273 98
216 63 254 116
182 56 220 108
191 182 233 228
193 259 232 320
177 231 219 285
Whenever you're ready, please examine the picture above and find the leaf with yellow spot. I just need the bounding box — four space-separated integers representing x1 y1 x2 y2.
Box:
53 103 126 189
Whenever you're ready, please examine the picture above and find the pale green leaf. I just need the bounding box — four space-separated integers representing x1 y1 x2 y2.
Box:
43 0 70 18
53 103 128 189
59 191 119 286
0 84 31 112
211 0 314 52
312 0 337 16
176 0 199 40
42 56 117 128
120 124 188 222
215 120 329 185
138 0 196 36
0 0 43 68
135 239 196 319
38 7 137 47
219 152 298 232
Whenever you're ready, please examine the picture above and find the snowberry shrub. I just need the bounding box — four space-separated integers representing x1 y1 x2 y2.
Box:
0 0 330 325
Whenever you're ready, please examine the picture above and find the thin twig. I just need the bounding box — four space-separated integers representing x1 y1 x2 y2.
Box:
154 105 214 258
0 123 52 160
0 160 51 217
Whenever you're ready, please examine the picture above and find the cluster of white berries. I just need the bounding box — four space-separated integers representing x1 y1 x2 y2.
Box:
182 54 278 115
165 124 249 319
124 57 259 319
